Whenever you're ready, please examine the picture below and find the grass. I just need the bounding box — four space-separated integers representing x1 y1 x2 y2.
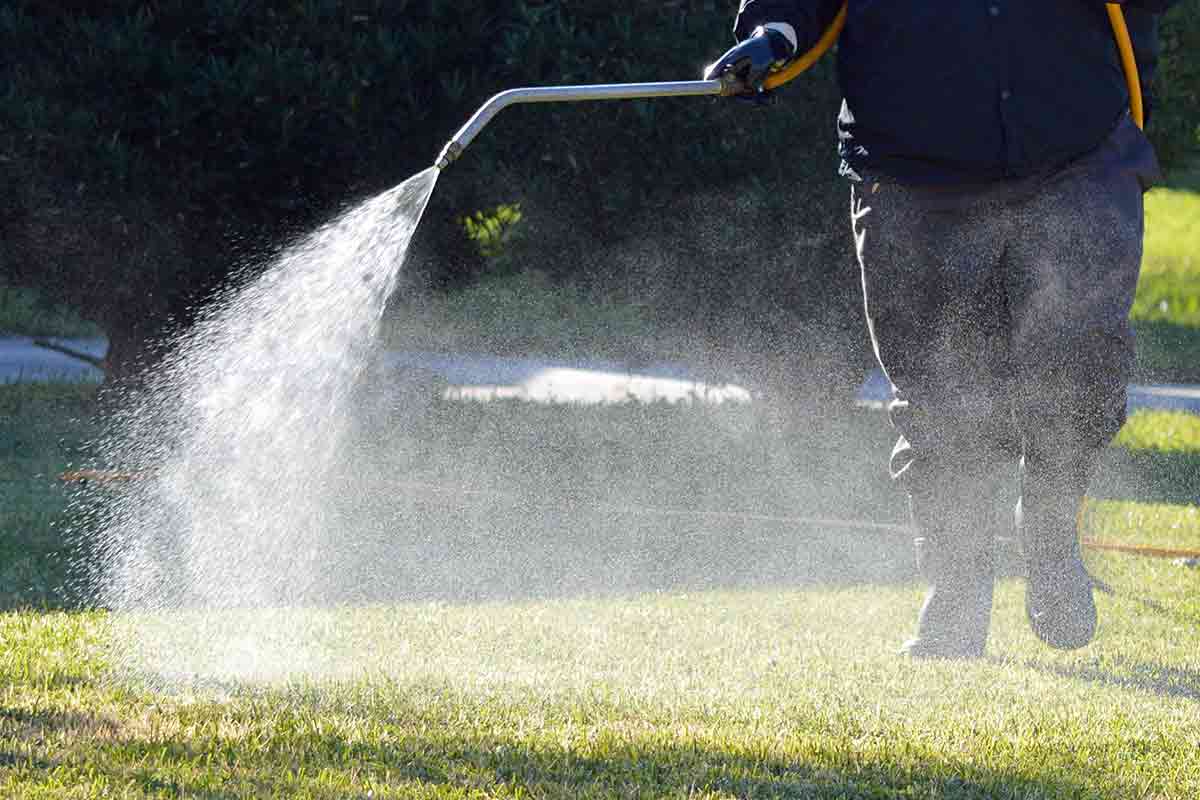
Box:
3 389 1198 608
1115 409 1200 453
0 383 99 609
1136 162 1200 323
1132 160 1200 382
0 392 1197 798
2 571 1199 798
2 153 1198 794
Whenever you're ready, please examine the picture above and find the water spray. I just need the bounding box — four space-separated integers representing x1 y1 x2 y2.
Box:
84 3 1148 688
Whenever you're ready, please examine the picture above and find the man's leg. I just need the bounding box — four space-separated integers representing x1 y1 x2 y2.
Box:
1008 117 1156 652
851 183 1016 659
1006 117 1156 650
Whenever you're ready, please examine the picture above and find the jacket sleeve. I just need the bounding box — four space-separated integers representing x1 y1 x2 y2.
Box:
732 0 845 50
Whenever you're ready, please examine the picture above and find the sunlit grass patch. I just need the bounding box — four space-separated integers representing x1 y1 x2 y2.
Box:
1133 161 1200 380
1137 180 1200 327
1114 409 1200 453
1083 498 1200 550
1140 165 1200 285
3 387 1198 797
3 576 1200 799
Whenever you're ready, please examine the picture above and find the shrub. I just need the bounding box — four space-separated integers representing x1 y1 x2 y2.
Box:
1 1 1194 378
1153 2 1200 167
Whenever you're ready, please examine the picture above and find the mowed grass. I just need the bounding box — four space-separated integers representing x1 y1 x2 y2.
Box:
1133 161 1200 381
1085 411 1200 603
1136 163 1200 325
1116 409 1200 452
2 573 1199 799
2 388 1198 609
1 386 1199 797
0 383 99 609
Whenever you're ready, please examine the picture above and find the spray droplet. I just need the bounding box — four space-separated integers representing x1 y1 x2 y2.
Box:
82 167 441 688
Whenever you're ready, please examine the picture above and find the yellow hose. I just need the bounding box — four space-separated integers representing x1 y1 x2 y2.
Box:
1106 3 1145 130
763 2 1144 131
762 3 848 91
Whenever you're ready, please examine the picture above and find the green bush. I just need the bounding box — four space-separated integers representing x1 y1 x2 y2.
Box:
1 1 1194 378
385 270 665 361
0 0 847 373
0 280 102 338
1152 3 1200 167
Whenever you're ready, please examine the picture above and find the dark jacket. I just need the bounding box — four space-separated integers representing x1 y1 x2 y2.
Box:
732 0 1178 183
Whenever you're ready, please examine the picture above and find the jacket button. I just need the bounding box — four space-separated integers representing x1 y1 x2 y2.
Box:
1000 89 1012 101
989 5 1001 16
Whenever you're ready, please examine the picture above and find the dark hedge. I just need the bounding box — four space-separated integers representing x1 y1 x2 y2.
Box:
1 0 1195 378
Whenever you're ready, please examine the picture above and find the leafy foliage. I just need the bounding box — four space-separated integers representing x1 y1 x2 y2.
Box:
0 0 1195 374
1152 3 1200 166
460 204 525 262
0 281 102 338
0 1 846 372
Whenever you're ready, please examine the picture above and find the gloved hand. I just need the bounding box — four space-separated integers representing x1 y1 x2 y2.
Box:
703 26 796 95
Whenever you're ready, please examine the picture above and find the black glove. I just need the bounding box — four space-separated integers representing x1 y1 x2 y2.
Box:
703 27 796 95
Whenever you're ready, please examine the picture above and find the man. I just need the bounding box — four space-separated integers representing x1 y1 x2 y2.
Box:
704 1 1177 658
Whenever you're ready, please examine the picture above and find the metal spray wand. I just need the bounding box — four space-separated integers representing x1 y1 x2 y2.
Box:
434 73 747 171
432 2 1143 171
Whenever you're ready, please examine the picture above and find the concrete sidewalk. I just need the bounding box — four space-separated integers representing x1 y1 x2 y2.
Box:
855 367 1200 416
0 336 107 384
3 335 1198 414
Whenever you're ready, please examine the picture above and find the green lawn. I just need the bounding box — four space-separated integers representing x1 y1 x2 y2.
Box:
1133 162 1200 381
0 384 98 609
3 387 1198 608
3 572 1199 799
2 157 1198 798
2 385 1198 797
1137 163 1200 323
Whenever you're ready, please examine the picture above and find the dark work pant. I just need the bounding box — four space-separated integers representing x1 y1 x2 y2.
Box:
852 115 1160 562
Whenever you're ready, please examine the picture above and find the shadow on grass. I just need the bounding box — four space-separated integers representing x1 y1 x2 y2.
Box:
304 493 916 606
1091 447 1200 505
1007 653 1200 703
1133 320 1200 384
2 702 1118 799
1106 586 1200 629
0 706 104 772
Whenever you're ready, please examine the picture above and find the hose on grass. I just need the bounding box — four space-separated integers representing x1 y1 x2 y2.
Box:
60 470 1200 561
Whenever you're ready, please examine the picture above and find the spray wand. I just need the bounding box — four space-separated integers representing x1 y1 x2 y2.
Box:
434 6 848 171
434 73 750 171
434 4 1142 171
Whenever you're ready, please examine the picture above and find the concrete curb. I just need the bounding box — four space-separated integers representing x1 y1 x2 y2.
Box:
855 367 1200 415
0 336 107 384
3 337 1199 414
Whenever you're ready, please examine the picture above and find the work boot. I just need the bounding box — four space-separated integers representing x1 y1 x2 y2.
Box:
1018 497 1097 650
900 535 995 660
